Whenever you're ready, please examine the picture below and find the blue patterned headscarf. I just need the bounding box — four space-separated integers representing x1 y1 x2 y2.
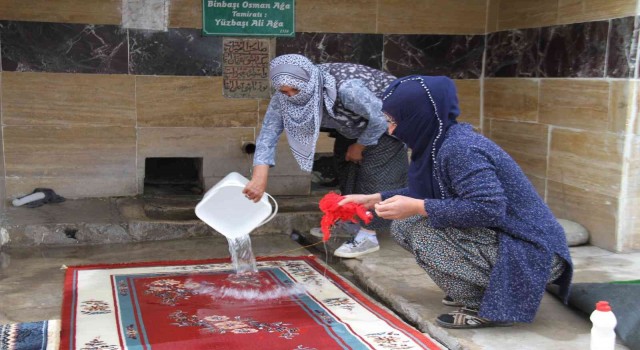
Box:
382 76 460 199
268 54 336 172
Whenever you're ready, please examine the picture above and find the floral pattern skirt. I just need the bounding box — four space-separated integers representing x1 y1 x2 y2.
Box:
390 215 565 309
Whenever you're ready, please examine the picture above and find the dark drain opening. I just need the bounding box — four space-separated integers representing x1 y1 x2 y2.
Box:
144 157 204 196
64 228 78 239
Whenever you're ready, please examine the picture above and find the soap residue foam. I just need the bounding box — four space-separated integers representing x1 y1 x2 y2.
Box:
193 281 307 301
186 272 307 302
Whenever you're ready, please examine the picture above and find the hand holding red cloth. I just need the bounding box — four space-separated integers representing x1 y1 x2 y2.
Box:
318 192 373 242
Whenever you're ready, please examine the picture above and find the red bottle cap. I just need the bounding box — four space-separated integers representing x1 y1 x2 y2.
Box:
596 301 611 312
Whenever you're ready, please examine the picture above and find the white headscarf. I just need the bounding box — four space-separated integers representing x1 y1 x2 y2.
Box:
269 54 336 172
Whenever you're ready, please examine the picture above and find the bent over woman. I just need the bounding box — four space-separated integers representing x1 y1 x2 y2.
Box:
243 54 408 258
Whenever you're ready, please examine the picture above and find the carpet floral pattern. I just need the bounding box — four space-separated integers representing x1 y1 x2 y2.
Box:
61 256 442 349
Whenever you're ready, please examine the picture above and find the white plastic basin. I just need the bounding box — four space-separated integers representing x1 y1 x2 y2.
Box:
195 172 278 239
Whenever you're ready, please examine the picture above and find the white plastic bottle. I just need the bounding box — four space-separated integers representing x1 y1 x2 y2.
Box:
590 300 617 350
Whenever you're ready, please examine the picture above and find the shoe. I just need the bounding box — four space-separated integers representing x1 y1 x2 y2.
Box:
436 307 514 329
442 295 464 307
333 237 380 258
309 227 324 238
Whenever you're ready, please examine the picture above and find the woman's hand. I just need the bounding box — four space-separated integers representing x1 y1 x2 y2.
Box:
339 193 382 210
374 195 427 220
243 165 269 203
345 143 366 164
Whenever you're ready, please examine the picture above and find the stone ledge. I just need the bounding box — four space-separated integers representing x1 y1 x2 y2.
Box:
1 196 322 247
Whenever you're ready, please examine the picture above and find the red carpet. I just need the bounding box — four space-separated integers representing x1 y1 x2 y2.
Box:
61 256 442 349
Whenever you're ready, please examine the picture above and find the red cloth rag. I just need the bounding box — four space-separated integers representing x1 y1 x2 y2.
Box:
318 192 373 242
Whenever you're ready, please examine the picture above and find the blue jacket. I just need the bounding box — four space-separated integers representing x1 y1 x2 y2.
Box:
387 123 573 323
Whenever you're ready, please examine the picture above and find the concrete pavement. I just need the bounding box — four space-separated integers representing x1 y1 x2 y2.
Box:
1 197 638 349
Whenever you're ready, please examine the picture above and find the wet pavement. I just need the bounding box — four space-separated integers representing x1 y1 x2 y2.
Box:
0 234 310 324
1 197 638 349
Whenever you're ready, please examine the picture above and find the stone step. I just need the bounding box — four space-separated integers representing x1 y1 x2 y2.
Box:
1 196 323 248
141 194 323 221
143 197 200 220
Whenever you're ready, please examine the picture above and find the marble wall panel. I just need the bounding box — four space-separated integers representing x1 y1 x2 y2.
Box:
0 21 127 74
276 33 383 69
485 28 540 77
486 0 499 33
136 76 258 127
0 179 4 209
315 133 335 154
255 112 309 176
0 73 3 209
137 127 257 192
4 126 136 177
539 79 609 131
378 0 486 34
636 81 640 136
383 35 484 79
266 135 313 178
548 128 624 197
607 16 639 78
626 135 640 199
0 0 121 25
135 127 307 195
547 180 619 251
0 72 3 208
620 196 640 251
129 28 222 76
258 98 270 122
168 0 200 29
608 80 634 133
267 133 324 195
258 100 329 189
3 125 137 198
204 173 310 196
538 21 609 78
526 174 547 200
557 0 637 25
484 78 539 121
497 0 558 30
5 176 138 199
122 0 169 31
296 0 377 34
454 79 481 126
489 119 549 178
264 175 311 196
622 136 640 250
2 72 135 126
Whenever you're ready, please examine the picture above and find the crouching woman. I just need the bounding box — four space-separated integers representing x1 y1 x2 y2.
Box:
341 75 573 328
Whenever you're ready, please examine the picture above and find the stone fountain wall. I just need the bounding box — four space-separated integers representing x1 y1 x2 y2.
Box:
0 0 638 251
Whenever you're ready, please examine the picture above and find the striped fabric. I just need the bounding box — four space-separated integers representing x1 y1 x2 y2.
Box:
0 320 59 350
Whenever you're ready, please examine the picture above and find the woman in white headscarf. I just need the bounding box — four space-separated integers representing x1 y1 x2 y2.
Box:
243 54 408 258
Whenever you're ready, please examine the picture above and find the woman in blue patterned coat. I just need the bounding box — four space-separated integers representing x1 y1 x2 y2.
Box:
243 54 408 258
340 75 573 328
